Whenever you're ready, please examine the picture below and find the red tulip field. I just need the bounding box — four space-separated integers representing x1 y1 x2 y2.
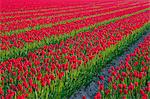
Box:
93 33 150 99
0 0 150 99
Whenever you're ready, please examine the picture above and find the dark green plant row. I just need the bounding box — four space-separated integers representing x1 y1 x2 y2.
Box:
0 9 149 62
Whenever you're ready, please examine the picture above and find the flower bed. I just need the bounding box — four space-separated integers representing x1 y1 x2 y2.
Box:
0 10 150 98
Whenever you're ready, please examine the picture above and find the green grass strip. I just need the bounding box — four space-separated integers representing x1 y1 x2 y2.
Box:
0 8 150 62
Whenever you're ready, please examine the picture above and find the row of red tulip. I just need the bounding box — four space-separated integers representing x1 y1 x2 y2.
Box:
92 33 150 99
1 0 139 22
0 0 117 17
1 0 102 12
0 2 127 32
0 1 118 22
0 10 150 98
1 6 149 51
1 1 143 34
0 2 132 33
